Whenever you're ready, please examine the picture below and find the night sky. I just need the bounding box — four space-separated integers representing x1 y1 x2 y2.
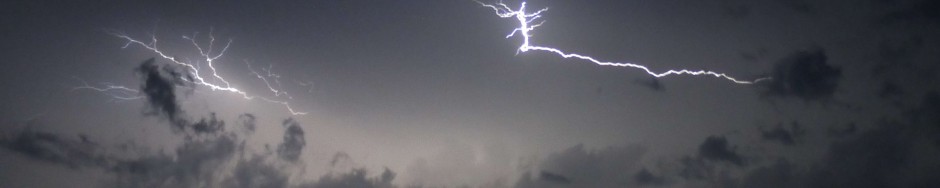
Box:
1 0 939 187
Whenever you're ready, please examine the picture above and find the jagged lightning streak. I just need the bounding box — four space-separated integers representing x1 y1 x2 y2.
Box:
479 1 770 84
246 62 293 99
72 77 143 101
99 30 307 115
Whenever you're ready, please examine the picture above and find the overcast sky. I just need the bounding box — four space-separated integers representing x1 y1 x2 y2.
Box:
1 0 939 187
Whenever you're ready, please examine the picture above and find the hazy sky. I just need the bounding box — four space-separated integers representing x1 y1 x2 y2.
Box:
1 0 939 187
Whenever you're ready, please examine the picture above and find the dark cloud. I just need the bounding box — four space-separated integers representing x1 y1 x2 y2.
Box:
0 130 107 169
298 168 396 188
909 91 940 127
678 156 711 180
882 0 940 25
515 144 648 187
807 124 911 188
698 136 745 166
760 122 806 145
330 152 351 167
633 168 664 186
878 82 904 99
873 37 925 78
740 48 769 63
136 58 191 129
826 123 857 138
1 128 258 187
773 0 816 15
192 112 226 134
740 159 797 188
636 90 940 187
238 113 257 133
719 0 751 19
538 171 571 184
633 77 665 91
109 135 239 187
740 93 940 188
761 48 842 102
277 118 306 162
222 157 289 188
2 121 327 188
676 155 741 187
0 58 355 187
871 36 936 84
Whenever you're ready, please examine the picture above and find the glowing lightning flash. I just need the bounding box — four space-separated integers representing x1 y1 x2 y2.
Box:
77 30 307 115
72 77 143 101
479 1 769 84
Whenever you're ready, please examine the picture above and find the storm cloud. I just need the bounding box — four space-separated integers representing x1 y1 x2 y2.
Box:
515 144 649 187
760 122 806 145
277 118 306 162
697 136 745 166
136 58 191 129
761 48 842 102
0 130 107 169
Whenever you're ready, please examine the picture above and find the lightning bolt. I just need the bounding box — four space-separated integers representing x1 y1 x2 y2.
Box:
479 1 770 84
76 29 308 115
72 77 143 101
246 62 293 100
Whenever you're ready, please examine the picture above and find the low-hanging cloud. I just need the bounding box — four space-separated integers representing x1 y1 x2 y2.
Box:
761 48 842 102
136 58 191 129
277 118 306 162
0 58 397 188
760 122 806 145
515 144 649 188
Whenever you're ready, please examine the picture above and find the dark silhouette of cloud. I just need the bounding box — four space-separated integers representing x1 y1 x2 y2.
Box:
740 159 797 188
740 48 770 63
826 123 857 138
882 0 940 25
678 156 710 180
108 135 239 187
773 0 816 15
760 122 806 145
277 118 306 162
238 113 257 133
298 168 396 188
761 48 842 102
633 77 665 91
192 112 225 134
0 130 107 169
330 152 352 167
807 123 912 188
676 135 747 183
698 136 745 166
538 171 571 184
718 0 751 19
0 57 404 188
873 37 923 75
514 144 648 187
681 92 940 188
222 157 289 188
878 82 904 99
909 91 940 127
1 118 362 188
634 168 664 186
136 58 191 129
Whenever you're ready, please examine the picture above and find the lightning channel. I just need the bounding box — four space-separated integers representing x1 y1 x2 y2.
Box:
99 30 307 115
72 77 143 101
478 1 770 84
246 61 293 100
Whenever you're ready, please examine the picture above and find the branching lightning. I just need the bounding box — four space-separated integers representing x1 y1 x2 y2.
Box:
76 29 307 115
246 62 293 99
479 1 770 84
72 77 143 101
